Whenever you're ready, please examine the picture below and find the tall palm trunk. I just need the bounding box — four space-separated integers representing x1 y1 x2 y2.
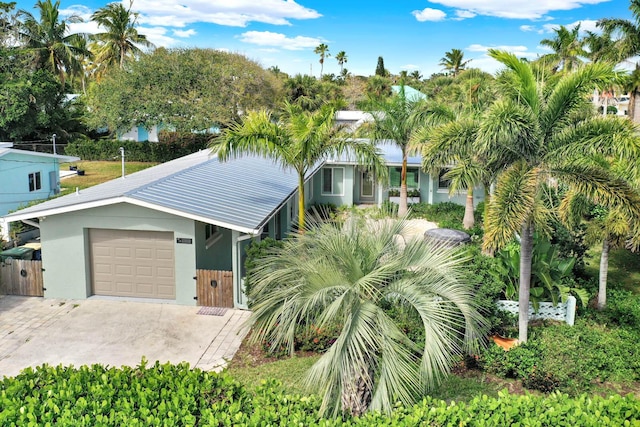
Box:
341 366 373 417
298 173 306 232
519 222 534 343
598 237 610 310
462 186 475 229
398 150 408 216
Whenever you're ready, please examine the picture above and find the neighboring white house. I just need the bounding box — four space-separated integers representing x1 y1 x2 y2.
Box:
0 143 79 241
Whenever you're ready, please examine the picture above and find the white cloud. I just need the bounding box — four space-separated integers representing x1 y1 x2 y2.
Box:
59 5 92 21
138 26 179 47
520 25 536 32
173 29 197 38
130 0 321 28
412 8 447 22
428 0 610 20
466 44 531 55
454 10 476 19
401 64 420 70
238 31 324 50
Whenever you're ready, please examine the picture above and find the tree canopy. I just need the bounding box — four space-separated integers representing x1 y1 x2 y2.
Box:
84 48 282 134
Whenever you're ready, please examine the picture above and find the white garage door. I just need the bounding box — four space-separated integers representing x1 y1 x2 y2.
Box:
89 229 175 299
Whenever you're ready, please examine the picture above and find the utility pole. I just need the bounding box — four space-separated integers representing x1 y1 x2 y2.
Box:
120 147 125 179
52 134 57 155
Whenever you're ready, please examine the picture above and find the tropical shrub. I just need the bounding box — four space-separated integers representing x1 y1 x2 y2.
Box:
480 319 640 393
2 361 639 425
494 234 589 309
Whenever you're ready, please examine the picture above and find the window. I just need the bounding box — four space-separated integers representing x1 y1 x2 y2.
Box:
389 166 419 189
28 172 41 192
438 169 451 190
205 224 222 248
321 167 344 195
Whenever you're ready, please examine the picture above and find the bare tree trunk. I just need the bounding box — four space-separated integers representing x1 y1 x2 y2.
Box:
598 238 610 310
462 186 475 229
519 222 534 343
341 366 373 417
398 150 408 217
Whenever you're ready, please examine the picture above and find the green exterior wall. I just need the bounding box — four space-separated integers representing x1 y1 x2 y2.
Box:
194 221 233 271
39 203 197 305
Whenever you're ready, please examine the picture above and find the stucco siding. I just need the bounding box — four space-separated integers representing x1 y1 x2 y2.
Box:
312 165 355 206
39 203 196 304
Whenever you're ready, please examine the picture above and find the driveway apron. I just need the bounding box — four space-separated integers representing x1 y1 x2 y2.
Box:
0 296 251 378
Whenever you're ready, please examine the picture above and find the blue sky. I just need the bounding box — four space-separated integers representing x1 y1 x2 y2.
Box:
16 0 636 77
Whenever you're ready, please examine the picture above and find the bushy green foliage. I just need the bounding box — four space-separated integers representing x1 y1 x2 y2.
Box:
64 133 209 162
243 237 284 305
410 202 483 237
595 289 640 328
1 361 639 425
480 319 640 394
462 245 513 335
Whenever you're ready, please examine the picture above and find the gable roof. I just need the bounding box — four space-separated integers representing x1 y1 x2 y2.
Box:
2 150 316 234
391 85 427 101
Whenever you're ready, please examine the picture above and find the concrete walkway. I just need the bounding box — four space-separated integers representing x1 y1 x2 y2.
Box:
0 296 251 378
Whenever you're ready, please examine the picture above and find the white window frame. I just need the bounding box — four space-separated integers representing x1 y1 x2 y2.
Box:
321 167 345 196
28 171 42 192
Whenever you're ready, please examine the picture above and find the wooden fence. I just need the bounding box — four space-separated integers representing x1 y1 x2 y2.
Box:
195 269 233 307
0 260 44 297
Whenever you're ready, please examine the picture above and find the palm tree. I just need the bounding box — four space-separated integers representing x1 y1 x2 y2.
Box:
211 102 386 230
284 73 323 111
414 70 496 229
410 70 423 81
335 50 347 74
439 48 470 77
598 0 640 122
361 85 426 216
539 24 587 73
314 43 330 78
561 193 639 310
91 2 154 73
247 215 484 416
480 50 640 342
18 0 89 87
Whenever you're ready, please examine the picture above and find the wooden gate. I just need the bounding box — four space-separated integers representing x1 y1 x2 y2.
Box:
195 269 233 307
0 260 44 297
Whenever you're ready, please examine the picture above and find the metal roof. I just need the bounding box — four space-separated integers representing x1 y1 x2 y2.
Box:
0 146 79 163
2 150 315 234
327 142 421 166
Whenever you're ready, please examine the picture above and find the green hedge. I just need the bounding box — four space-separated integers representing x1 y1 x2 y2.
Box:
65 133 210 163
1 361 639 426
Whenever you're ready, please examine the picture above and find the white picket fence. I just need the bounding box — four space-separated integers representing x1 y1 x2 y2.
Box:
496 296 577 326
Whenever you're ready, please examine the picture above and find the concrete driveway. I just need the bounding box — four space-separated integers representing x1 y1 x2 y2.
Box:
0 296 251 379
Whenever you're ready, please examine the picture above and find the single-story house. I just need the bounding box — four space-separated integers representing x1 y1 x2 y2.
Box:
0 143 79 241
306 143 485 208
2 142 483 308
1 150 313 308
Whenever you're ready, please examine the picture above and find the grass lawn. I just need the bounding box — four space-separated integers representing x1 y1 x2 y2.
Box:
226 343 510 402
584 246 640 293
59 161 157 195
